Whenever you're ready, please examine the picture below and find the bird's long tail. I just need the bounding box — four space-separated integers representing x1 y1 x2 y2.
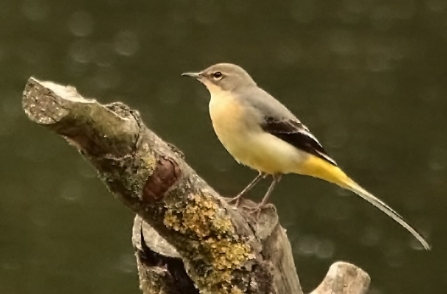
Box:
296 155 430 250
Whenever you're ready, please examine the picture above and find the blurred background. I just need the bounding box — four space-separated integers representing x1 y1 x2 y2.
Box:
1 0 446 293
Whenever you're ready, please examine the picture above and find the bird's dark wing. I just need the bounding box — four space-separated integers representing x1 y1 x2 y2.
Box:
261 117 337 166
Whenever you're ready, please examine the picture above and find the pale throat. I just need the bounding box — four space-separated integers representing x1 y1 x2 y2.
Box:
201 80 224 96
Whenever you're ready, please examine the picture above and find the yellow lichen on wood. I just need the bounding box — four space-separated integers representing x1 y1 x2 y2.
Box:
140 153 157 172
163 192 255 293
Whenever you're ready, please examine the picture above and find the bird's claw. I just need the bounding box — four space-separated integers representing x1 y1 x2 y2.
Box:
226 194 244 207
244 204 267 219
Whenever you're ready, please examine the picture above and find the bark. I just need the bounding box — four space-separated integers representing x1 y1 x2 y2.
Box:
22 77 370 294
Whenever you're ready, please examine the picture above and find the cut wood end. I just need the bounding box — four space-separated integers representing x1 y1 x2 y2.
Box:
22 77 97 125
328 261 369 281
311 261 370 294
30 77 96 103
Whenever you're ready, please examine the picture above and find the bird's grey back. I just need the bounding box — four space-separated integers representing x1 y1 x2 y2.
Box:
237 85 300 122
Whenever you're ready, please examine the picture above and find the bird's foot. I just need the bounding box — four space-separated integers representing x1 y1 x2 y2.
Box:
244 204 270 219
226 194 244 207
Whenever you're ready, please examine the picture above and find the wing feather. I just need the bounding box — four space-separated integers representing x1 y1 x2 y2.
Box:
261 117 337 166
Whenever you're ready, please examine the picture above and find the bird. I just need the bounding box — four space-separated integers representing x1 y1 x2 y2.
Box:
181 62 430 250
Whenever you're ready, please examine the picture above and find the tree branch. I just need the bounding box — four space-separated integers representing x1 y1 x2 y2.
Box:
22 77 370 294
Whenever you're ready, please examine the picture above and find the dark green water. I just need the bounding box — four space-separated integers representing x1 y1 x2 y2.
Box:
1 1 446 293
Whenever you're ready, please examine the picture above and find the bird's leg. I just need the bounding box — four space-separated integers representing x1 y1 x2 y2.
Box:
227 172 265 206
249 174 282 218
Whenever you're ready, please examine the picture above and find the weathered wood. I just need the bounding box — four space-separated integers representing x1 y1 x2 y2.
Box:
22 77 370 294
311 262 370 294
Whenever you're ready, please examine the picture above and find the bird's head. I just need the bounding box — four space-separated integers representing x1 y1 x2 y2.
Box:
182 63 257 93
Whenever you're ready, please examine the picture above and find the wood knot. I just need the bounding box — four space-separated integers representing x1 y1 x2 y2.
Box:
143 157 181 202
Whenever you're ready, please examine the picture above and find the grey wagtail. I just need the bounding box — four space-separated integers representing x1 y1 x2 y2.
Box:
182 63 430 250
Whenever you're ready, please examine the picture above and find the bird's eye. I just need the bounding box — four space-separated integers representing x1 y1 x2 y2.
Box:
212 72 223 80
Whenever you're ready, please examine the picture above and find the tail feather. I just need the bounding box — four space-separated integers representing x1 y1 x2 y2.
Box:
297 156 431 250
346 181 430 250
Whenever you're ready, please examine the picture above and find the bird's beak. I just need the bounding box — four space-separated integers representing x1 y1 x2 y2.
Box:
181 72 201 79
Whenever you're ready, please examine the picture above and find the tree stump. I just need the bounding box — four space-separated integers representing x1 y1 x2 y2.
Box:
22 78 370 294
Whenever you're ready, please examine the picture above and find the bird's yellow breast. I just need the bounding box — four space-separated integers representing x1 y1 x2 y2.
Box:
209 93 305 174
209 93 247 156
209 93 243 132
